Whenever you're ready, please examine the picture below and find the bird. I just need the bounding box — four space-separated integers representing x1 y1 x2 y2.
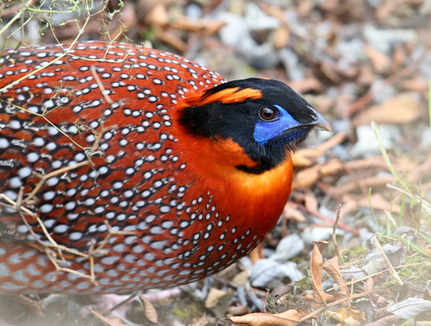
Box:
0 41 329 294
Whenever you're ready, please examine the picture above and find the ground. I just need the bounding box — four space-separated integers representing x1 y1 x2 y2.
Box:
0 0 430 325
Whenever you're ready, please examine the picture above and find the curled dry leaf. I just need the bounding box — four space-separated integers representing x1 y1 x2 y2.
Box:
353 93 422 126
358 194 400 213
273 27 290 49
154 29 188 52
310 242 333 304
292 133 346 168
288 78 323 93
188 314 208 326
325 307 364 326
321 176 394 199
283 203 306 222
140 295 158 324
170 17 226 35
322 257 349 298
292 159 343 190
90 309 128 326
145 4 169 26
230 309 300 326
364 45 391 73
249 243 264 264
304 191 318 213
205 288 228 308
363 315 403 326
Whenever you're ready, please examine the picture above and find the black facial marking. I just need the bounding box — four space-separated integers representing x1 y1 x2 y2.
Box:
180 78 325 174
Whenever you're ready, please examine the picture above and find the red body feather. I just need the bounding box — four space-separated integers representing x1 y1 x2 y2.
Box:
0 41 292 294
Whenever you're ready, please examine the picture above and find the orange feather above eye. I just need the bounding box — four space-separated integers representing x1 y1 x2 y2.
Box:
185 87 263 106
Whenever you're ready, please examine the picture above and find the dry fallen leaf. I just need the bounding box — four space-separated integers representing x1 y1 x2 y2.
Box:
292 159 343 190
272 27 290 49
145 4 169 26
205 288 227 308
325 307 364 326
353 93 422 126
170 17 226 34
230 309 300 326
363 315 402 326
322 257 348 298
283 203 306 222
358 194 400 213
188 314 209 326
90 310 128 326
140 295 158 324
365 44 391 73
288 78 323 93
293 133 346 168
250 243 264 264
310 242 333 304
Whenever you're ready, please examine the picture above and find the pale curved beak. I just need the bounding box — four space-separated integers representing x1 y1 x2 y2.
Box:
307 105 332 131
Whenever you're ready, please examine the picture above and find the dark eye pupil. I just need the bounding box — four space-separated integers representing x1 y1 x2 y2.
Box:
260 107 276 120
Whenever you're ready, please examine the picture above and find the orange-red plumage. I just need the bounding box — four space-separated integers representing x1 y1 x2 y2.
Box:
0 41 325 294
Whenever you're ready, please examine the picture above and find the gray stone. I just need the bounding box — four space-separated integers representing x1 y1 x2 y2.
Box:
249 259 304 287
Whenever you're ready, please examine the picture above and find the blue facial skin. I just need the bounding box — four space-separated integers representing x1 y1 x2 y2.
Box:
253 104 303 145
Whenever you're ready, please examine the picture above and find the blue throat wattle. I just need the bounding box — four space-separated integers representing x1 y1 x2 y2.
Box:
253 104 301 145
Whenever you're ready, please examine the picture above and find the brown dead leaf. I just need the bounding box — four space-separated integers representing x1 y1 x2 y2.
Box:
364 315 403 326
376 0 402 20
292 159 343 190
321 175 394 199
364 276 374 293
188 314 208 326
205 288 227 308
358 194 400 213
353 93 422 126
304 191 318 213
228 305 250 316
320 61 342 84
292 133 346 168
90 310 128 326
170 17 226 35
250 243 264 264
273 27 290 49
145 4 169 26
325 307 364 326
283 202 306 222
231 309 300 326
310 242 333 304
288 78 323 93
392 45 406 71
231 270 249 287
365 44 391 73
399 77 428 93
357 65 375 86
322 257 349 298
140 295 158 324
154 28 187 52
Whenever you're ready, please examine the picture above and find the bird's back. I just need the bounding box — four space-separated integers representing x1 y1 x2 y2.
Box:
0 41 243 294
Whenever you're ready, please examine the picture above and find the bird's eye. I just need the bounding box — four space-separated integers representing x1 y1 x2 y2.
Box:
259 107 278 121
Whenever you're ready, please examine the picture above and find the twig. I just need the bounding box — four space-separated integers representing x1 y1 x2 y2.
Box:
24 161 89 204
373 236 403 286
107 291 139 313
331 204 343 263
302 205 360 235
90 65 113 104
299 290 374 322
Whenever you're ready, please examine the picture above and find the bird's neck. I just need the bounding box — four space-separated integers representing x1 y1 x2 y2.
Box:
173 110 293 239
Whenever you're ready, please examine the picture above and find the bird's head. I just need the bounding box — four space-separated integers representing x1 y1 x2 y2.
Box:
178 78 331 174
